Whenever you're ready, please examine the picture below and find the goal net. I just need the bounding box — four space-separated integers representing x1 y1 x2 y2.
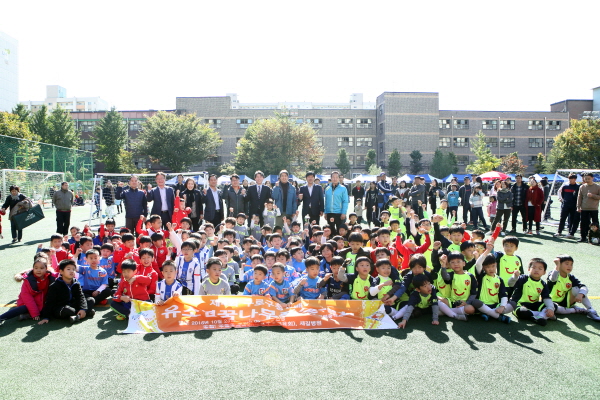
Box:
1 169 65 208
88 172 208 226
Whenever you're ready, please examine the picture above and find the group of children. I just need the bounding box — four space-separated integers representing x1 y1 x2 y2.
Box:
1 205 599 331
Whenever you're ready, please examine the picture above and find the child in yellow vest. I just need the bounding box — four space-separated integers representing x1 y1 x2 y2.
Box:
508 258 555 326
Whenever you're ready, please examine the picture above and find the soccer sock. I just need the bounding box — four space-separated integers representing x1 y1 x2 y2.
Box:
393 305 408 320
454 306 466 315
501 304 514 314
556 306 576 315
581 296 593 310
533 309 548 319
438 302 457 318
478 304 499 319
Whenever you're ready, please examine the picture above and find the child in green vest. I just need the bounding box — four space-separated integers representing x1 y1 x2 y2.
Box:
337 256 375 300
471 240 512 324
369 259 396 315
547 254 600 321
397 274 440 329
494 236 524 294
435 252 476 320
509 258 555 326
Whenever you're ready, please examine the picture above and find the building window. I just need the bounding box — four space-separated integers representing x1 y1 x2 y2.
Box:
547 138 554 149
439 137 451 147
453 137 469 147
454 119 469 130
356 118 372 128
295 118 304 124
378 123 384 135
205 119 221 128
529 120 543 130
439 119 451 129
337 118 353 128
356 137 372 147
484 137 498 147
129 120 143 131
547 120 561 130
236 119 253 128
81 139 96 151
379 143 384 154
500 120 515 130
529 138 543 148
338 137 353 146
133 157 148 169
348 155 354 166
527 156 537 166
500 138 515 148
356 155 366 166
482 120 497 130
79 121 96 132
378 104 383 116
204 156 222 166
456 155 469 166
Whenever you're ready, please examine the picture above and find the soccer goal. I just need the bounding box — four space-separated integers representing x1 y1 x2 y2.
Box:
88 172 209 226
1 169 65 207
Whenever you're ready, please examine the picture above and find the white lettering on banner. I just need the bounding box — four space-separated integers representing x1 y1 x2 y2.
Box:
162 305 181 319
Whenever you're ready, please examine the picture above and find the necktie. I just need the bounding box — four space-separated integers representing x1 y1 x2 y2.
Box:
258 186 261 198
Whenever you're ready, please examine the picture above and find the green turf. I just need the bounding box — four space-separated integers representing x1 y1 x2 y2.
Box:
1 204 600 399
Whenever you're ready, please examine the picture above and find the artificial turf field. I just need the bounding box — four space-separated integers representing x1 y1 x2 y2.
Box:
1 205 599 400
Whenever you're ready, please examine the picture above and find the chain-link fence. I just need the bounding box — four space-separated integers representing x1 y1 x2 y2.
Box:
0 134 94 200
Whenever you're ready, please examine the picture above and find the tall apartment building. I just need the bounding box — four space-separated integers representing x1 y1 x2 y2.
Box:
0 31 19 112
21 85 109 113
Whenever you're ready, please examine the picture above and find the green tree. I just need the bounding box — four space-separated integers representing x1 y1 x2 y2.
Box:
137 111 222 172
335 148 351 175
546 119 600 171
92 107 129 173
534 153 546 174
446 152 459 174
11 103 30 123
365 149 377 173
409 150 423 175
29 105 50 142
466 130 501 174
429 149 446 178
47 106 80 148
500 151 527 175
233 112 323 176
219 163 236 175
387 149 401 177
368 164 383 176
119 149 148 174
306 159 323 174
0 112 40 169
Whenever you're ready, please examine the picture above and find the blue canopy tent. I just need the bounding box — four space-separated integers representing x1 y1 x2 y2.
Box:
441 174 472 183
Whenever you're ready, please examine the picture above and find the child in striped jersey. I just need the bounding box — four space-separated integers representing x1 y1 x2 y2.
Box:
199 258 231 295
155 261 183 305
243 265 270 295
175 241 203 295
267 263 296 306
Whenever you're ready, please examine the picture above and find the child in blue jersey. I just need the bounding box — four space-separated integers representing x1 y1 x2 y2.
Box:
290 247 306 274
99 243 116 288
155 261 183 305
548 255 600 321
275 250 299 284
509 258 555 326
250 215 262 241
176 240 203 295
319 257 350 299
79 249 112 306
74 236 94 267
294 257 326 300
243 265 270 296
266 233 284 253
338 256 375 300
267 263 296 306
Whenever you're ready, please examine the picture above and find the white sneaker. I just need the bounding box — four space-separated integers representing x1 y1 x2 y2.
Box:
587 310 600 321
536 231 540 235
553 233 563 237
573 307 587 314
455 314 468 321
564 234 575 239
500 232 506 237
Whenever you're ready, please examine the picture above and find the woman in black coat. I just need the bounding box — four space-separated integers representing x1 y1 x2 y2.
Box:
428 179 444 212
181 178 204 231
1 185 28 243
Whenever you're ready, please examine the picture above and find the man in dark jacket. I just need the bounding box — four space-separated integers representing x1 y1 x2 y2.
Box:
225 174 247 218
115 175 148 235
409 176 426 218
555 174 580 238
246 171 272 227
351 181 365 206
203 174 224 227
299 171 324 226
458 176 472 224
146 172 175 228
510 174 528 232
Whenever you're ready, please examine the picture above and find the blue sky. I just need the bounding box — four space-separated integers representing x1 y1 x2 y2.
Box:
2 0 598 111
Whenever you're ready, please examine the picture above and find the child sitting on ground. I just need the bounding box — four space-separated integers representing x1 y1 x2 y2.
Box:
509 258 555 326
110 259 152 320
267 263 296 306
155 261 183 305
294 257 326 300
243 265 270 296
396 275 440 329
199 258 231 295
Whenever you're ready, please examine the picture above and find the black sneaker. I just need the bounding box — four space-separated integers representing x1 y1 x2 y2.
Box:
69 315 81 323
87 309 96 319
18 313 31 321
534 317 547 326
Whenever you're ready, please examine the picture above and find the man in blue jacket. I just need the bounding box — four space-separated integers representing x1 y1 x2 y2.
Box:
146 172 175 228
325 171 349 235
272 170 298 227
115 175 147 235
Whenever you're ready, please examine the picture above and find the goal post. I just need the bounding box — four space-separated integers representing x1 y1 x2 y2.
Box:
1 169 65 208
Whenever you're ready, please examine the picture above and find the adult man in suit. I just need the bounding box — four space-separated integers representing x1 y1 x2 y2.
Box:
203 174 224 228
299 171 324 226
146 172 175 229
246 170 272 226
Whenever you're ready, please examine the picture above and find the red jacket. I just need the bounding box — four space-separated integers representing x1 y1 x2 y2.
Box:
99 224 117 243
172 196 191 227
113 275 152 302
113 246 139 273
395 233 431 270
135 264 158 295
370 241 402 271
151 244 169 279
525 186 544 222
17 271 55 318
136 219 169 239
